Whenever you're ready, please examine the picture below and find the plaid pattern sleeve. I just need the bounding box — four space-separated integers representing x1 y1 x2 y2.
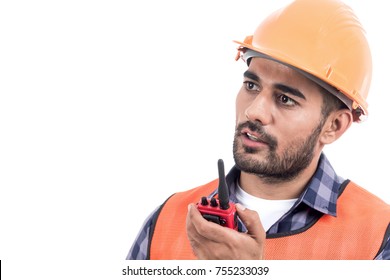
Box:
374 227 390 260
126 208 159 260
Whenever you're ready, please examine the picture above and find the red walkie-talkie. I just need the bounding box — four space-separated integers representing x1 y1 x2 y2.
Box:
196 159 238 230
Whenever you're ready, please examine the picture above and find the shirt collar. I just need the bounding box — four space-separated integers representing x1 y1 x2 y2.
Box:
211 153 344 217
299 153 344 216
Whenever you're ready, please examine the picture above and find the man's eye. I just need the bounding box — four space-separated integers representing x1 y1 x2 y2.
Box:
278 94 297 106
243 81 260 91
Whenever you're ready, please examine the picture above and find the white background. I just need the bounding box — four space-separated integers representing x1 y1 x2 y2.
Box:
1 0 389 279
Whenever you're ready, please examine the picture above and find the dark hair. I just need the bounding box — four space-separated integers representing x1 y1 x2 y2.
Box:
319 86 348 118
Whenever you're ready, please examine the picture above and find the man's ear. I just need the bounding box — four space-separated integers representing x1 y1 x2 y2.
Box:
319 109 353 145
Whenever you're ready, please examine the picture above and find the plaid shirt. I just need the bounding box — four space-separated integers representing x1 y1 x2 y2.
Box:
127 153 390 260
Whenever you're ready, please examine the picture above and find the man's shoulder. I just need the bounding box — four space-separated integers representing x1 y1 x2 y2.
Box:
342 180 390 213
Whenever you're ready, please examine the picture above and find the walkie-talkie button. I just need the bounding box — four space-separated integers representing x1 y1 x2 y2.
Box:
202 214 220 225
210 198 218 207
201 197 208 206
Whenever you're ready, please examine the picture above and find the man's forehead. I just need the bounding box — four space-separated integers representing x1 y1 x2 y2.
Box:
246 57 317 87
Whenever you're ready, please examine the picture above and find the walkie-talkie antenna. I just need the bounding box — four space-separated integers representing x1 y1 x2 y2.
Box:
217 159 230 210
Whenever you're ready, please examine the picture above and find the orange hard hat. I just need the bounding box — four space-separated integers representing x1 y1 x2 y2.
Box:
234 0 372 122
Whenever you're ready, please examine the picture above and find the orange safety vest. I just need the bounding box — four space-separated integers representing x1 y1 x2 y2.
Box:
148 180 390 260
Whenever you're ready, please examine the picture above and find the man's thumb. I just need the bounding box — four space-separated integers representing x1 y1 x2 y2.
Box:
235 203 266 242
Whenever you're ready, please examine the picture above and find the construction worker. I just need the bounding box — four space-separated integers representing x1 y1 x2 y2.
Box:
127 0 390 259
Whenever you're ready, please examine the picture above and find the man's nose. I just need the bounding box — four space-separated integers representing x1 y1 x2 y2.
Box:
244 93 273 125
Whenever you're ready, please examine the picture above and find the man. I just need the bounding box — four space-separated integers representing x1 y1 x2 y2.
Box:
127 0 390 259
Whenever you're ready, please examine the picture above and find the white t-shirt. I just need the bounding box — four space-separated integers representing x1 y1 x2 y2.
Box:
236 184 298 232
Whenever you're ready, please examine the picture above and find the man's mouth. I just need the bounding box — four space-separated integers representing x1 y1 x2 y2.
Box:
235 121 277 151
242 129 267 144
246 132 261 142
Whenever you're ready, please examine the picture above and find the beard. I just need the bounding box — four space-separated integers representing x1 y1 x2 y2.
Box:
233 120 324 183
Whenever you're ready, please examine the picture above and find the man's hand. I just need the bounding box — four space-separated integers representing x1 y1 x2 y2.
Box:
186 203 265 259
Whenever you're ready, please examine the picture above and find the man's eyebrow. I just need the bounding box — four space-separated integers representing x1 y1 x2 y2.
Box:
244 70 306 100
275 84 306 100
243 70 260 82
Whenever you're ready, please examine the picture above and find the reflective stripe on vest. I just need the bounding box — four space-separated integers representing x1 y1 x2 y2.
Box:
149 180 390 259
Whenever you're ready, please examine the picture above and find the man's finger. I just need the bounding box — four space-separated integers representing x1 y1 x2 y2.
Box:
235 203 266 242
186 203 236 242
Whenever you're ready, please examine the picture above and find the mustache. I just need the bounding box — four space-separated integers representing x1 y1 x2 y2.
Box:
235 121 278 150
